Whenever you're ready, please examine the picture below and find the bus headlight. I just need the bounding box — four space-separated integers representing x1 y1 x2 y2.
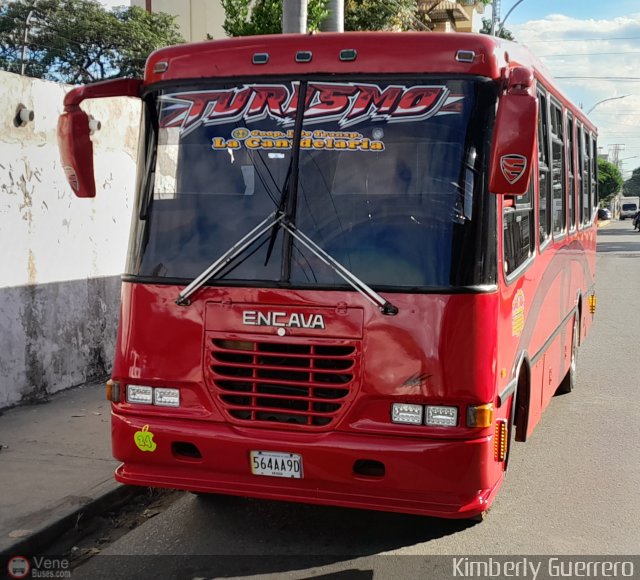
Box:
153 387 180 407
391 403 423 424
126 384 180 407
127 385 153 404
425 405 458 427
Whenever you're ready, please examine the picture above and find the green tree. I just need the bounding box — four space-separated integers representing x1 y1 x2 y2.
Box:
221 0 329 36
597 158 623 205
623 167 640 197
479 17 514 40
222 0 424 36
0 0 183 83
345 0 416 31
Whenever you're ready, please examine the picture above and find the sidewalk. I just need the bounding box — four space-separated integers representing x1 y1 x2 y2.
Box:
0 382 131 557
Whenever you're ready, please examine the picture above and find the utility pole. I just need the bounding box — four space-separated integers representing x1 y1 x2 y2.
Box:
609 144 625 170
282 0 308 33
20 6 38 76
490 0 501 36
320 0 344 32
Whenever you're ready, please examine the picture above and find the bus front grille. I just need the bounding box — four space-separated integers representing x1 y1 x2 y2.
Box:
207 337 360 430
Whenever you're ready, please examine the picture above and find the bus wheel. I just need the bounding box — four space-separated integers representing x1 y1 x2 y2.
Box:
557 314 579 394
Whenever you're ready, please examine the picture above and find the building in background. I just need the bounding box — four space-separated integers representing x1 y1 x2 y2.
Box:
419 0 486 32
132 1 485 41
131 0 227 41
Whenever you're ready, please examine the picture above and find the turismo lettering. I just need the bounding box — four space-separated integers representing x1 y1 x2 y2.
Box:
159 82 454 135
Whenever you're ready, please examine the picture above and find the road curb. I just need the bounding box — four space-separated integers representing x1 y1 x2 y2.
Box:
0 480 143 558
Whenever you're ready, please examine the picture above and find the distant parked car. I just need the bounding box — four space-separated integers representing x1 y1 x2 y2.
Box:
597 208 612 220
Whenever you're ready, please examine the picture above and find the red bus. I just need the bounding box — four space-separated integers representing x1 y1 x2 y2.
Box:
58 32 597 520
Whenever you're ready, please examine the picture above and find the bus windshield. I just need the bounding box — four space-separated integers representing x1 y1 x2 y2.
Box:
129 78 497 289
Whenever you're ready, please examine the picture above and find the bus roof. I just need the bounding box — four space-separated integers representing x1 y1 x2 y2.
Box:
144 31 595 131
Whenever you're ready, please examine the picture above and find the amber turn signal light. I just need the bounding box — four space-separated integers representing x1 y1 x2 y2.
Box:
106 379 121 403
494 419 508 462
467 403 494 428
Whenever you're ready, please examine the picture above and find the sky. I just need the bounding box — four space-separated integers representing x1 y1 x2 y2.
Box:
498 0 640 178
95 0 640 178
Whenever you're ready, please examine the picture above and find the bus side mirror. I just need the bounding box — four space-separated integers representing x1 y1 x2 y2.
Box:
58 106 95 198
57 78 142 198
489 76 538 195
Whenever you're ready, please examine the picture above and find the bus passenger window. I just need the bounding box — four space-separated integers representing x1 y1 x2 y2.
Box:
567 114 576 230
504 180 534 277
590 135 598 215
581 128 590 224
550 102 566 236
537 92 551 245
577 124 585 226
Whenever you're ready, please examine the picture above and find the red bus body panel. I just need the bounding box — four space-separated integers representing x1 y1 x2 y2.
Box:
112 285 504 518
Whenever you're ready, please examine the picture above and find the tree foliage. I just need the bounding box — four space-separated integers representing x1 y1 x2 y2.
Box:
597 158 623 204
479 18 514 40
222 0 424 36
345 0 416 31
221 0 329 36
623 167 640 197
0 0 183 83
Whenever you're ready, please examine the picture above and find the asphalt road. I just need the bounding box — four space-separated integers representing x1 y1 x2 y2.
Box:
76 220 640 579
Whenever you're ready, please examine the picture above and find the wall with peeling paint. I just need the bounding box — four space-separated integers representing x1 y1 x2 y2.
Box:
0 71 140 409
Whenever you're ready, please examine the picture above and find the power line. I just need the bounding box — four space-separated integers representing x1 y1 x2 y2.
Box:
526 36 640 44
542 51 640 58
556 76 640 82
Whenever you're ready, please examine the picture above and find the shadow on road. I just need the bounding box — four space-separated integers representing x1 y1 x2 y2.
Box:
597 243 640 253
597 225 640 253
597 226 639 237
190 492 474 556
78 493 476 578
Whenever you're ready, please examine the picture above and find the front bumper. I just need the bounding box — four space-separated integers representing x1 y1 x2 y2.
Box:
113 412 501 519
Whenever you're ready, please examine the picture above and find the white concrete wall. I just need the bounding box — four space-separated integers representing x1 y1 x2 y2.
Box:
0 71 140 409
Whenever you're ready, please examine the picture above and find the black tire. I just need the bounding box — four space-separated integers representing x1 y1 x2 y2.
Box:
557 314 579 395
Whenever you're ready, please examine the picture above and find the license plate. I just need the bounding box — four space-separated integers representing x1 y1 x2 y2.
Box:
250 451 303 479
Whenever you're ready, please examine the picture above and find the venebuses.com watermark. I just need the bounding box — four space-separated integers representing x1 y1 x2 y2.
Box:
452 557 635 579
7 556 71 579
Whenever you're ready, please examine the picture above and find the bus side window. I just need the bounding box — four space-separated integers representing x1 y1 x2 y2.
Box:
550 101 566 236
567 114 576 231
584 131 592 223
591 134 598 214
577 124 585 227
503 179 534 277
537 90 551 246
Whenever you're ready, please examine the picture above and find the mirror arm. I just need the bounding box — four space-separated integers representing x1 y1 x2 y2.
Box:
58 78 143 198
63 78 142 109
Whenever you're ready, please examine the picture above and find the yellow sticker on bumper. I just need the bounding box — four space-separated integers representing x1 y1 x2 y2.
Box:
134 424 157 452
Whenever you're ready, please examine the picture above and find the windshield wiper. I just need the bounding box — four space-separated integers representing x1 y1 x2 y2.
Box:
175 209 398 315
175 211 284 306
280 219 398 316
